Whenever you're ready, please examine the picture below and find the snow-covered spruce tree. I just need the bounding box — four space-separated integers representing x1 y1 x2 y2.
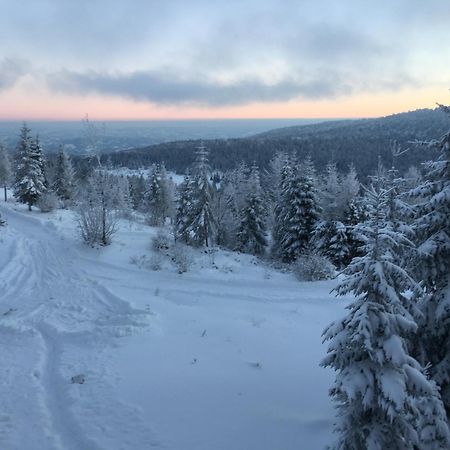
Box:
211 173 235 248
322 185 450 450
108 174 132 217
52 147 75 207
273 157 321 262
184 144 216 247
13 126 47 211
315 163 360 269
0 144 12 202
174 173 194 244
264 151 289 230
342 198 367 265
144 163 173 226
409 103 450 412
129 174 146 210
236 165 267 255
271 159 294 260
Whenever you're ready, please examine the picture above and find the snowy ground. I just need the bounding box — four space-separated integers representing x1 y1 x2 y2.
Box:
0 201 351 450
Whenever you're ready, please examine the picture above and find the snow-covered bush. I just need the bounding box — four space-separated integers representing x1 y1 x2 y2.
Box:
0 213 5 226
171 242 193 273
151 229 172 254
293 254 335 281
37 191 60 213
149 253 163 271
129 254 149 269
77 203 118 246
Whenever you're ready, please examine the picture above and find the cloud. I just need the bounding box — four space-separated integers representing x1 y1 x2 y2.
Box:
46 66 416 107
0 0 445 108
0 58 29 90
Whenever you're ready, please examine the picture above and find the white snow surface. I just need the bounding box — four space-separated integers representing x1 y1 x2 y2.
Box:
0 201 350 450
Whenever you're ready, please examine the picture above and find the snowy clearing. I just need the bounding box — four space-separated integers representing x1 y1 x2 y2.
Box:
0 201 351 450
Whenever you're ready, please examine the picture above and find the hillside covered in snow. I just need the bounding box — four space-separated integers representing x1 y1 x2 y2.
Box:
0 202 349 450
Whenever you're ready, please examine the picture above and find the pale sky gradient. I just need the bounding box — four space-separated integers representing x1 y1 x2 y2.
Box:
0 0 449 120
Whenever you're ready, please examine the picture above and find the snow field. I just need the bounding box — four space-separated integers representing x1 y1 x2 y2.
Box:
0 201 351 449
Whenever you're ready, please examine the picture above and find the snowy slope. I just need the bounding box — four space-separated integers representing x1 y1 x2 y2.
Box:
0 202 350 450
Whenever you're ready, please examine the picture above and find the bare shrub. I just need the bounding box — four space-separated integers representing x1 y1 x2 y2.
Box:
149 253 163 271
151 229 172 254
171 242 193 273
37 191 60 213
293 254 335 281
77 203 118 246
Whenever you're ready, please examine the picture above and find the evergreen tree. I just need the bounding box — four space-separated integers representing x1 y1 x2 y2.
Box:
343 198 367 264
236 165 267 255
175 174 194 244
0 144 12 202
129 174 146 210
13 125 46 211
211 174 235 248
272 161 293 260
409 103 450 412
273 157 321 262
184 144 216 247
322 185 450 450
145 163 173 226
52 147 75 206
315 162 352 268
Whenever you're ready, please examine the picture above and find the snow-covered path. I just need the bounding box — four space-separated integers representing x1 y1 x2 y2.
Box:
0 204 349 450
0 207 153 449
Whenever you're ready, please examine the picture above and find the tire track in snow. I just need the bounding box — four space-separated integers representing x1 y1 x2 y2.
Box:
0 206 156 449
36 323 101 450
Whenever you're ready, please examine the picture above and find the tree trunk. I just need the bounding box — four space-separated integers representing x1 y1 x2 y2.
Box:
3 185 6 202
28 203 32 211
102 205 107 246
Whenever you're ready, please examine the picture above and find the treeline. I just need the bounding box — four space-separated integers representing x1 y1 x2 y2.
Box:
101 108 447 179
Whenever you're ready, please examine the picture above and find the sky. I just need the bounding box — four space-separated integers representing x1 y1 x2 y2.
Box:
0 0 449 120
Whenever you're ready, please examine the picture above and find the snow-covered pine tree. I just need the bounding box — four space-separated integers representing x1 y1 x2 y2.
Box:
343 198 367 264
271 161 292 260
52 147 75 206
273 157 320 262
211 173 234 248
108 174 132 217
13 125 47 211
409 103 450 412
175 173 194 244
0 144 12 202
129 174 146 211
322 184 450 450
213 163 250 249
340 163 360 205
184 144 216 247
265 151 289 230
236 165 267 255
145 163 173 226
315 163 361 268
320 161 342 220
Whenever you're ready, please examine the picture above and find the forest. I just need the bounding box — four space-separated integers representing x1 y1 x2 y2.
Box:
102 108 448 179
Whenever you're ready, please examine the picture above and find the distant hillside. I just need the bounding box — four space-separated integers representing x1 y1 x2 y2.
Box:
104 108 449 178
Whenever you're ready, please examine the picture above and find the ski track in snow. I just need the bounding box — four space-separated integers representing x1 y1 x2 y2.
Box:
1 204 350 450
0 206 157 450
